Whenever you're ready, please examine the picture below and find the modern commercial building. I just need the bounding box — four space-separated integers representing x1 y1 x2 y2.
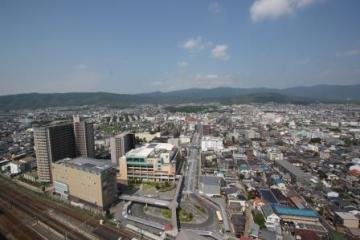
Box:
52 157 117 210
118 143 180 183
201 136 224 152
73 115 95 158
34 123 76 182
110 132 135 166
272 205 319 222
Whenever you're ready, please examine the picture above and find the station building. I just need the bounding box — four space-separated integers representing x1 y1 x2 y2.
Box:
118 143 180 183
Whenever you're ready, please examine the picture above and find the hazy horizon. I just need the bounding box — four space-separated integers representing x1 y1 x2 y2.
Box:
1 0 360 95
1 82 360 97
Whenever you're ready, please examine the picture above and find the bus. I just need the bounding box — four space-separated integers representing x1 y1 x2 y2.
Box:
216 210 223 223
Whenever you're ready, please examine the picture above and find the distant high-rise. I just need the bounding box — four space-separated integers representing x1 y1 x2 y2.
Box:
34 123 76 182
73 115 95 158
110 132 135 166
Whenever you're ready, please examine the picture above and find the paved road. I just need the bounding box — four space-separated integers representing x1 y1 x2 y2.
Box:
119 194 172 208
183 230 225 240
184 125 202 194
120 176 184 236
184 148 199 193
180 194 219 231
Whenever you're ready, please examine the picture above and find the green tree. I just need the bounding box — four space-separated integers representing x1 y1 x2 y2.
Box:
253 211 265 228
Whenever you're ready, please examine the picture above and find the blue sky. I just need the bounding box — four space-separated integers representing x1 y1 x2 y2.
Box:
1 0 360 94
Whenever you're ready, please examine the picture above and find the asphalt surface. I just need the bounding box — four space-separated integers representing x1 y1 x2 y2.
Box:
131 203 170 225
184 129 201 194
180 194 220 231
130 197 220 233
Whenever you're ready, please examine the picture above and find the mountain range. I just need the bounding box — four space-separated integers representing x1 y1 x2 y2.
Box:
0 84 359 110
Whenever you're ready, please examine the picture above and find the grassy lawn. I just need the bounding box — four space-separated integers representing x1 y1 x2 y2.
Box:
128 179 142 189
17 175 51 189
161 207 193 222
156 182 176 192
332 232 347 240
179 208 193 222
100 125 123 134
161 209 172 219
195 204 206 214
142 182 157 191
142 181 175 192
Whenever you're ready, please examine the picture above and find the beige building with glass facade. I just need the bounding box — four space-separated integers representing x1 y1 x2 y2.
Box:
118 143 180 183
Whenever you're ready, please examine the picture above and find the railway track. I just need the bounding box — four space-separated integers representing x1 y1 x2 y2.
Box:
0 201 40 240
0 179 139 240
0 186 89 240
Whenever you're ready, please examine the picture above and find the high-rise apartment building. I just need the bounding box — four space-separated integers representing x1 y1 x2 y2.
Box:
73 115 95 158
34 123 76 182
110 132 135 166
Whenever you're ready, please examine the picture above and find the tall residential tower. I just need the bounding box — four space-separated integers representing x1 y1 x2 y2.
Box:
73 115 95 158
34 123 76 182
110 132 135 166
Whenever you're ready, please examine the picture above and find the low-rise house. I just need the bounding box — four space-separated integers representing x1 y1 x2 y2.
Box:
261 204 280 231
9 156 36 175
228 195 247 212
334 212 359 229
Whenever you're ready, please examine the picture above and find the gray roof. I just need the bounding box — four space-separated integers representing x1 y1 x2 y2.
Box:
114 131 132 138
261 204 275 218
200 176 221 186
56 157 114 174
275 160 307 178
176 231 208 240
259 230 277 240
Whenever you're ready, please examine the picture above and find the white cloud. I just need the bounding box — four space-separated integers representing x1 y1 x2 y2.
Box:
178 61 189 68
152 72 235 91
298 57 312 65
250 0 317 22
344 49 360 57
194 74 219 81
181 36 210 52
336 49 360 57
75 64 89 70
180 37 229 61
191 73 234 88
208 1 222 14
151 81 163 86
211 44 229 60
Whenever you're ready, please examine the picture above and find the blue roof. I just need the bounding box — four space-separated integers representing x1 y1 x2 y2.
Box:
261 164 269 171
273 205 318 218
272 178 284 185
260 189 279 204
